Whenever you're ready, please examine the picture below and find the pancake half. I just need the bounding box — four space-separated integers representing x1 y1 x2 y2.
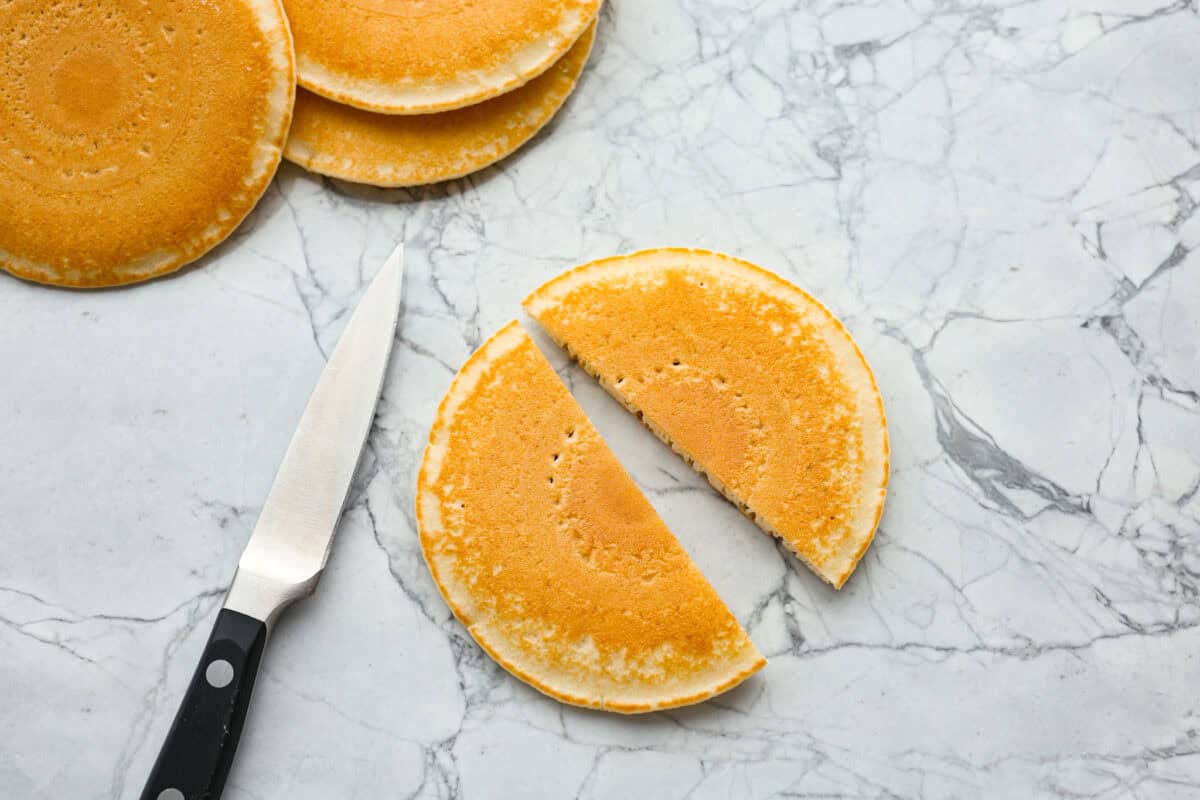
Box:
524 249 889 589
417 321 764 712
0 0 294 288
284 23 594 187
285 0 601 114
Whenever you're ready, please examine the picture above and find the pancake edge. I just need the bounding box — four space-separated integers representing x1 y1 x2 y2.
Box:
415 320 765 713
296 1 601 114
523 248 891 590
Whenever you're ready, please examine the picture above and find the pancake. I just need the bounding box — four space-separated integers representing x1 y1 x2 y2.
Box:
284 22 594 187
417 321 765 712
0 0 294 288
524 249 889 589
284 0 602 114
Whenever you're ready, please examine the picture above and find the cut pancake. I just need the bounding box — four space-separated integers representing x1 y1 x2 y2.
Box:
284 0 601 115
285 22 594 187
417 321 764 712
0 0 294 288
524 249 889 589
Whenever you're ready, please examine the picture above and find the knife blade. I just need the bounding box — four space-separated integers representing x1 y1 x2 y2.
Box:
141 244 405 800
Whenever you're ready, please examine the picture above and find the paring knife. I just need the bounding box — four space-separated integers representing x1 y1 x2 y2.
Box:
140 245 406 800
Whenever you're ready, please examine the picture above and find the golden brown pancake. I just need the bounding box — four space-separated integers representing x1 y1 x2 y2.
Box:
285 0 601 114
0 0 294 288
524 249 890 589
284 22 594 187
417 321 764 712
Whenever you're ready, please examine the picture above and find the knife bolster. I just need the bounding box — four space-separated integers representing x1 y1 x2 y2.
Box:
224 567 319 628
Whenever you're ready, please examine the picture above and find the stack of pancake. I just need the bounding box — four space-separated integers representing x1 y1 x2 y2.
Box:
418 249 890 712
0 0 601 287
282 0 602 188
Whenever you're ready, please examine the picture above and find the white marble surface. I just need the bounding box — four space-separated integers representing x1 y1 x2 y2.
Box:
4 1 1200 797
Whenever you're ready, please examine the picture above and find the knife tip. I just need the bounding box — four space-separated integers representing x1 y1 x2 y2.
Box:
383 241 405 276
377 241 405 311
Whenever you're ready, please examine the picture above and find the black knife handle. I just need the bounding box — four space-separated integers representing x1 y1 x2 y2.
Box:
140 608 267 800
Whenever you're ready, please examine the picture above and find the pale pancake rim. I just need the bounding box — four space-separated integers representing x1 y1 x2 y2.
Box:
297 0 601 115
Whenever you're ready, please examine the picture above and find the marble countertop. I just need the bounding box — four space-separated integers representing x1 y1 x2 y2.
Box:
4 1 1200 797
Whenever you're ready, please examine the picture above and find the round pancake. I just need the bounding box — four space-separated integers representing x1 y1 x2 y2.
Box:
285 22 594 187
285 0 601 114
524 249 890 589
0 0 294 288
417 321 765 712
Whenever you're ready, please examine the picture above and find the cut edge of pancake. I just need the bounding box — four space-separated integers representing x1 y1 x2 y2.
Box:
416 320 765 713
524 248 890 589
1 0 296 289
297 2 600 115
283 22 595 188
